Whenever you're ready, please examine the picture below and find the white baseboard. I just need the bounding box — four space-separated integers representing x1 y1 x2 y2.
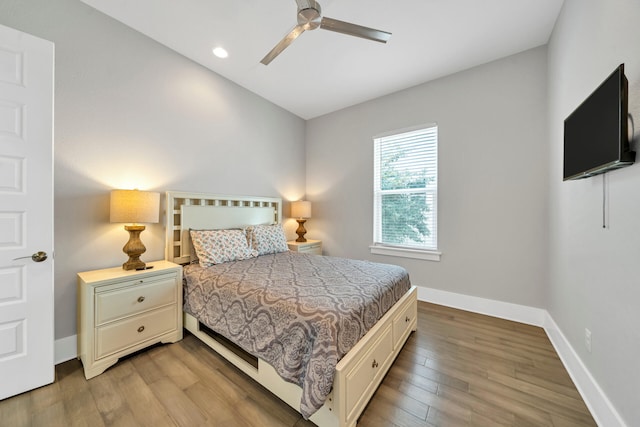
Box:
417 286 546 326
54 334 77 365
543 313 627 427
416 285 626 427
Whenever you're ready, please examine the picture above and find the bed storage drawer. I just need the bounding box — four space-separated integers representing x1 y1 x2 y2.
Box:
393 296 417 348
345 324 393 421
96 305 177 359
95 275 177 324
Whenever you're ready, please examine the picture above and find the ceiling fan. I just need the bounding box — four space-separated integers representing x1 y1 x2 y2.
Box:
260 0 392 65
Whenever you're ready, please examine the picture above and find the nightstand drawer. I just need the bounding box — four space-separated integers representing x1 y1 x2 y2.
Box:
287 240 322 255
95 305 177 359
95 276 177 325
299 241 321 254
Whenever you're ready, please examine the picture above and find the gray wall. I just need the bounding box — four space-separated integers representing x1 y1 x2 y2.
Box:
0 0 306 340
548 0 640 424
306 47 549 308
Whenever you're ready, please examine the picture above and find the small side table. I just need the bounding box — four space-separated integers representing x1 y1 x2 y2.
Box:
77 260 183 379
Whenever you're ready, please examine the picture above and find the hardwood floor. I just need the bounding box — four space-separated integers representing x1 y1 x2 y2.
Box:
0 302 596 426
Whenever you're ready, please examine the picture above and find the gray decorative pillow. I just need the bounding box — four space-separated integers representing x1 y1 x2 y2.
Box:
190 229 257 266
247 224 289 255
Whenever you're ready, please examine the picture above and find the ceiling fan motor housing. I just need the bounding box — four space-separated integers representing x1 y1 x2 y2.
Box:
297 0 322 30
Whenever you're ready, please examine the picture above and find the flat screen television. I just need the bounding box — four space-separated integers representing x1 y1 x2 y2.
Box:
563 64 635 181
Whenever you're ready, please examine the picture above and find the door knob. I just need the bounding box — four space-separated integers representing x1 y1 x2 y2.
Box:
13 251 48 262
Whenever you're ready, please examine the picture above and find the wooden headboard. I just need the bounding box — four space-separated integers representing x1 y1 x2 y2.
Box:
165 191 282 265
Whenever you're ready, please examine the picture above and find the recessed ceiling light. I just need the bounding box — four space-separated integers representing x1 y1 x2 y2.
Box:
212 47 228 59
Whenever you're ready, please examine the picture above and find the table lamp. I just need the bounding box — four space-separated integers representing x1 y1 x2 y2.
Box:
110 189 160 270
291 200 312 242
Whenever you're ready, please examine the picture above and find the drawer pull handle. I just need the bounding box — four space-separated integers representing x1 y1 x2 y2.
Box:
372 359 379 369
405 316 410 322
137 296 146 303
137 326 145 333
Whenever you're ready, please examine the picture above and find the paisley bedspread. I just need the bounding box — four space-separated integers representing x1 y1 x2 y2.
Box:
182 251 411 419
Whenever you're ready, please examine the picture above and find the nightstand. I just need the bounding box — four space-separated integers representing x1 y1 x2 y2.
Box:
77 260 183 379
287 239 322 255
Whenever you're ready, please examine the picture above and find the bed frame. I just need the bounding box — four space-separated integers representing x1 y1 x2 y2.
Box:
165 191 417 427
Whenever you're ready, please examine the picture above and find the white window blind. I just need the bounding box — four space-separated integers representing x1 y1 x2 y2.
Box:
373 125 438 251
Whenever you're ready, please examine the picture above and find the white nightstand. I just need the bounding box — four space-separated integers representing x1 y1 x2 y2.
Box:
287 239 322 255
77 260 183 379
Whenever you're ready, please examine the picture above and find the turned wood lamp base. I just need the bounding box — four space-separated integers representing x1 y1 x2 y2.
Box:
122 225 147 270
295 219 308 242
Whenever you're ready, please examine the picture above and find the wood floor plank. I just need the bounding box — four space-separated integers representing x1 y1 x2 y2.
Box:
376 383 430 420
359 391 431 427
394 355 470 392
87 365 139 426
148 345 200 390
487 369 591 415
248 397 301 427
514 369 583 400
28 378 61 414
386 362 439 394
61 387 106 427
147 377 207 426
183 381 247 427
436 383 516 426
467 382 556 426
129 351 166 385
56 360 106 427
0 301 597 427
31 401 67 427
0 392 31 426
115 360 175 427
249 385 305 425
426 405 472 427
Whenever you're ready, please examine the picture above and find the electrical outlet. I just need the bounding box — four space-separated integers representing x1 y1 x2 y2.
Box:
585 328 592 353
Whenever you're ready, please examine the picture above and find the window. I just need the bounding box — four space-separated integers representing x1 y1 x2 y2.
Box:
372 124 439 260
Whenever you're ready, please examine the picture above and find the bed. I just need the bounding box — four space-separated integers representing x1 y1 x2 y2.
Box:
165 191 417 427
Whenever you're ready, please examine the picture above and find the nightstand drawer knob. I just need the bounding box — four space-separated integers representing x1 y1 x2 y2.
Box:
372 359 379 369
137 296 145 303
405 316 410 322
137 326 145 333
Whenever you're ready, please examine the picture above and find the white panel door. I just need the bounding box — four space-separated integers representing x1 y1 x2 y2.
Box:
0 24 54 400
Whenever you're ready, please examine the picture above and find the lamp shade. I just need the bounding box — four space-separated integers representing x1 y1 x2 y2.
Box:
291 200 311 219
110 190 160 224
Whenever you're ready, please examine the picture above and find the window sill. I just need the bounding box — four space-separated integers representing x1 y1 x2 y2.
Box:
369 245 441 261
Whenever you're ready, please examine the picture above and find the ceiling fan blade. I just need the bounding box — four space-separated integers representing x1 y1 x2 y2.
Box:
320 17 391 43
261 25 306 65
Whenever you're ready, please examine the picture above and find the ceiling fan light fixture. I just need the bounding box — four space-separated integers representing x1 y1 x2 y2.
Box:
212 47 229 58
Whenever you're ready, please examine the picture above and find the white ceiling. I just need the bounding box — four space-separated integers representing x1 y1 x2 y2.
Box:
80 0 564 120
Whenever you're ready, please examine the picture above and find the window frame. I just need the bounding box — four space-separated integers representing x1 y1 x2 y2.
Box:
370 124 441 261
